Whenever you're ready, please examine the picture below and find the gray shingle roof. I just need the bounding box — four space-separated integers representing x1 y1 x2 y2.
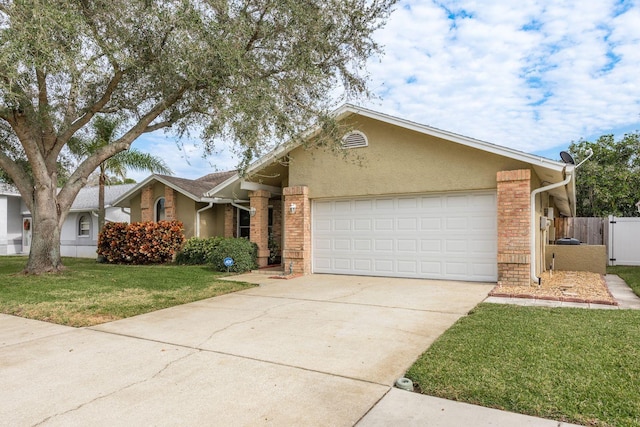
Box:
154 171 236 199
71 184 137 211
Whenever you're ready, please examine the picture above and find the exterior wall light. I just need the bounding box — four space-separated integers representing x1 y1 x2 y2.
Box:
289 203 297 214
249 207 257 217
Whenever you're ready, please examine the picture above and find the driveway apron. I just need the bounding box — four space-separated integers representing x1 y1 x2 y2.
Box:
0 274 492 426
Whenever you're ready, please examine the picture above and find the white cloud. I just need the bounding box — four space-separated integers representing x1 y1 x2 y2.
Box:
365 0 640 155
125 1 640 179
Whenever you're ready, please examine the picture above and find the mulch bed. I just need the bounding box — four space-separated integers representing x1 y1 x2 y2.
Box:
490 271 617 305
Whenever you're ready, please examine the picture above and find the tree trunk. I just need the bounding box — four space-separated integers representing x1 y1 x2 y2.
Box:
98 171 105 232
24 185 64 274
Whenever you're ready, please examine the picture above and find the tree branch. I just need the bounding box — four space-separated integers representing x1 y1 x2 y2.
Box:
58 68 124 147
0 151 34 212
36 67 57 153
58 83 190 209
143 120 174 133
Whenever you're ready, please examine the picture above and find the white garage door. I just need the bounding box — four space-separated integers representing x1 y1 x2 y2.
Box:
312 192 497 281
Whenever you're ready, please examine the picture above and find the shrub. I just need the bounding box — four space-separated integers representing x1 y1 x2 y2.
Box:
175 237 223 265
98 221 186 264
210 238 257 273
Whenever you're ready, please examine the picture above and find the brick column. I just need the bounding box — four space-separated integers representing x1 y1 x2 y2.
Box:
141 185 153 222
164 187 177 221
497 169 531 286
283 186 311 275
223 204 234 238
249 190 270 267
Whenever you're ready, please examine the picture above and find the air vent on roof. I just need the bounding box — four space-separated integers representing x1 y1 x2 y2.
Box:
342 131 368 149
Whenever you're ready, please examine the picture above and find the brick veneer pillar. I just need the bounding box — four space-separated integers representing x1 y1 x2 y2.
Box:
223 204 234 238
283 186 311 275
249 190 271 267
141 185 153 222
164 187 177 221
497 169 531 286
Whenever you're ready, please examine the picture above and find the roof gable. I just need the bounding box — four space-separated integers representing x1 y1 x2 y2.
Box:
112 170 237 207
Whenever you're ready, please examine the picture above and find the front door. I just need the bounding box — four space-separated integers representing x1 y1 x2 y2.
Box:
22 217 32 253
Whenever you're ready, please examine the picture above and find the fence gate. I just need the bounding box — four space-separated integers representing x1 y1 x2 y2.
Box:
608 216 640 266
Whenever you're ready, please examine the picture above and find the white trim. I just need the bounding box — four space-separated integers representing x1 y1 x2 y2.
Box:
240 181 282 195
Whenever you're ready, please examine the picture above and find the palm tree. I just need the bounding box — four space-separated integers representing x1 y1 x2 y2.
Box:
70 116 172 231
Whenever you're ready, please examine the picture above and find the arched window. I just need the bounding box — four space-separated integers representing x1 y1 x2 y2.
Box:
155 197 166 222
78 215 91 236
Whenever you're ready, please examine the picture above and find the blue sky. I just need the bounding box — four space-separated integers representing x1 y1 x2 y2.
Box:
129 0 640 180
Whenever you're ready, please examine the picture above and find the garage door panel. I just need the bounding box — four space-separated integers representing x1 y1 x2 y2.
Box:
398 198 418 209
421 239 442 252
313 192 497 281
375 199 394 210
334 239 351 250
397 239 417 252
333 259 351 271
421 196 443 209
421 217 442 230
354 239 371 251
353 259 372 271
397 217 418 230
397 260 418 274
354 219 372 230
374 259 394 273
375 239 394 251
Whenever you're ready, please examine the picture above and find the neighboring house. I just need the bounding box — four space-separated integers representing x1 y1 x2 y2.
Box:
116 104 577 286
0 183 135 257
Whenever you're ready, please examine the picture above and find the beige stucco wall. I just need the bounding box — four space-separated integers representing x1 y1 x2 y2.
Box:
129 194 141 223
544 245 607 274
198 203 225 238
288 116 533 199
175 192 195 238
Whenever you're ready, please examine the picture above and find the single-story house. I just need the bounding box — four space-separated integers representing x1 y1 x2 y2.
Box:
0 183 134 257
115 104 577 286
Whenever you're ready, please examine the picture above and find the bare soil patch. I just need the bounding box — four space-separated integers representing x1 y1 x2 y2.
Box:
490 271 616 305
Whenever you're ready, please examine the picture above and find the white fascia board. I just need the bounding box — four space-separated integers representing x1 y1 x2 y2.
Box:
239 181 282 195
341 104 567 172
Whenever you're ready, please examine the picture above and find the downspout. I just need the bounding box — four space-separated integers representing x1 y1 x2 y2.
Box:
530 169 572 284
195 198 251 238
196 202 214 238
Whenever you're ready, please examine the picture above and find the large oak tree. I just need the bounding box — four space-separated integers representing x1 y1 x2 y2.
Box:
0 0 395 273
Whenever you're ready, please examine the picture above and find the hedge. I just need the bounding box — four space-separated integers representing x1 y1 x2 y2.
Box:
98 221 185 264
209 238 258 273
175 237 223 265
175 236 257 272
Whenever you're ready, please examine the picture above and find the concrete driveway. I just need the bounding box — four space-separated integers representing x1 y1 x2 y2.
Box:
0 274 493 426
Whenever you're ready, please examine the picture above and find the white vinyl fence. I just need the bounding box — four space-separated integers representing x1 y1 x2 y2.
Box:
608 216 640 266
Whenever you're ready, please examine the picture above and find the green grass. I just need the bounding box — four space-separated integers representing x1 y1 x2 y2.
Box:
608 266 640 297
0 256 255 327
407 303 640 427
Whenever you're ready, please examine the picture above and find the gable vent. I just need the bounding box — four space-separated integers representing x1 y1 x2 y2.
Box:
342 131 368 149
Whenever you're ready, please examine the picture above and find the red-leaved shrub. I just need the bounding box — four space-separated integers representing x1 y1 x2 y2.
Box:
98 221 186 264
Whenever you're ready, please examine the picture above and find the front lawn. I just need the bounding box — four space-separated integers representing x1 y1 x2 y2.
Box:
407 303 640 427
608 266 640 297
0 256 255 327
